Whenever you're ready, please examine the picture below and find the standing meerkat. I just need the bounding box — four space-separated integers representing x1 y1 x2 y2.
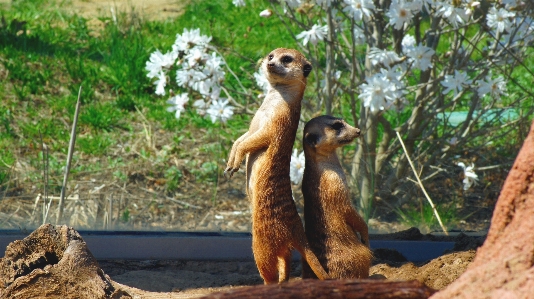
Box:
224 48 329 284
301 115 373 279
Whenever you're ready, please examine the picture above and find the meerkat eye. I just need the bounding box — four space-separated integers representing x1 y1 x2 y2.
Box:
305 133 320 147
281 55 293 63
268 54 274 61
331 122 344 132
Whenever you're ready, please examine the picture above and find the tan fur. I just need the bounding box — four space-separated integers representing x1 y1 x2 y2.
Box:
224 48 329 284
301 115 373 279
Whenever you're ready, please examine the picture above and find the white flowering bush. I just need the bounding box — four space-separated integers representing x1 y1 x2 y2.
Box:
237 0 534 220
145 28 235 124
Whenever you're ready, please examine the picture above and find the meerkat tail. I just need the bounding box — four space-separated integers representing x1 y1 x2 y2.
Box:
300 246 329 280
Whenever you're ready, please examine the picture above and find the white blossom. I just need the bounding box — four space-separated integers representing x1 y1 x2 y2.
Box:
379 67 403 87
343 0 375 22
176 68 207 88
405 44 435 71
449 136 458 146
290 149 305 185
254 69 271 93
259 9 272 17
296 24 328 46
145 50 177 79
486 7 515 34
154 71 167 96
457 162 478 190
358 73 401 113
232 0 246 7
206 99 235 123
166 93 189 119
172 28 212 53
196 80 216 97
184 47 207 67
353 26 366 45
477 75 506 99
402 34 416 50
436 2 471 28
441 70 471 97
387 0 416 30
193 99 209 116
368 47 401 67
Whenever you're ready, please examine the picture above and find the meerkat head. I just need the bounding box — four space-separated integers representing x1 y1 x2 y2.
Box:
261 48 312 86
303 115 361 156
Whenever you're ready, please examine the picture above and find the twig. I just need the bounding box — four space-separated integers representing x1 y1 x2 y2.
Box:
138 187 202 209
396 131 448 235
134 106 154 150
0 206 20 227
40 131 52 225
476 164 504 171
1 161 14 200
108 194 113 230
56 85 82 224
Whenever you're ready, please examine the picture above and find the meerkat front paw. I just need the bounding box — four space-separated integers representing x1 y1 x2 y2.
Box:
223 165 239 179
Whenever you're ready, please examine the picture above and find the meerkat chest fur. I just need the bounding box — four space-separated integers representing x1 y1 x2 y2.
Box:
246 48 311 199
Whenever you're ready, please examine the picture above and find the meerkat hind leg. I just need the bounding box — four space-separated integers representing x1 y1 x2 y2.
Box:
277 248 292 283
255 254 279 285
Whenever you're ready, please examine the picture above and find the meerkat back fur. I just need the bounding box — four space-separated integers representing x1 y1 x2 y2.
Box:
301 115 372 279
224 48 329 284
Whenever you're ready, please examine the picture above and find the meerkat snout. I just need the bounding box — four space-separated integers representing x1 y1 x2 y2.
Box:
303 64 312 77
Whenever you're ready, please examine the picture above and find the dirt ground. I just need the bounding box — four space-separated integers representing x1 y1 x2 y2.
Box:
96 251 477 298
0 0 187 21
93 231 483 298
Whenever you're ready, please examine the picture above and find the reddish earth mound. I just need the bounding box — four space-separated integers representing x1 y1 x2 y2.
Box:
432 121 534 298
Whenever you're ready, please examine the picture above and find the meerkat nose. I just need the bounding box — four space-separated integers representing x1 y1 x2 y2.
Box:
268 62 275 68
356 128 361 136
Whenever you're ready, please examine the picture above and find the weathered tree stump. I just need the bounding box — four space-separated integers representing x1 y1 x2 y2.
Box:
432 120 534 299
200 279 436 299
0 224 130 299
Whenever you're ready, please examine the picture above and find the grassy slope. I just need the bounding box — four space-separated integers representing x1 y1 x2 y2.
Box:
0 0 294 183
0 0 301 230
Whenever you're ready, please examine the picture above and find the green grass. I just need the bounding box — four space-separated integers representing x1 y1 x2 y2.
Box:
0 0 300 209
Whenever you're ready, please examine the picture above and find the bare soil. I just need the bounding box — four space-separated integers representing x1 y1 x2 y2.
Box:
96 249 477 298
93 230 483 298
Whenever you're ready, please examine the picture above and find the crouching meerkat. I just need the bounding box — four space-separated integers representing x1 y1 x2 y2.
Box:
301 115 372 279
224 48 329 284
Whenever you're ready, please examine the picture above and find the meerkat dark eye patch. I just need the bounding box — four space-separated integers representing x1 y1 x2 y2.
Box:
331 122 344 132
303 64 312 77
268 54 274 61
305 133 320 147
281 55 293 63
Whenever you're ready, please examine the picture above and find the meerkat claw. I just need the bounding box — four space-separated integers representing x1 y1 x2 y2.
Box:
223 168 234 179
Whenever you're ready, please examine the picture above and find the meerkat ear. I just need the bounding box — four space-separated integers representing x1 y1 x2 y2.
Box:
303 64 312 78
304 133 319 147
